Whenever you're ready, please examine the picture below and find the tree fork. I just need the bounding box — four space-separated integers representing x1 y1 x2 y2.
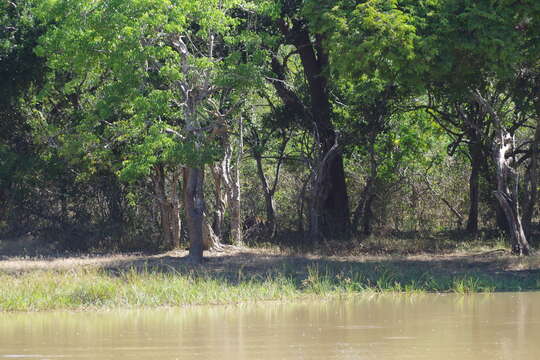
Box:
274 19 350 236
474 90 532 255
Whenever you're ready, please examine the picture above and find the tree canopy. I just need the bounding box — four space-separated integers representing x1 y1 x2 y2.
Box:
1 0 539 257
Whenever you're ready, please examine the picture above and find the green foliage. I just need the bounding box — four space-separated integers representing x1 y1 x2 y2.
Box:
34 0 252 181
415 0 529 98
374 109 447 182
305 0 418 85
2 0 540 251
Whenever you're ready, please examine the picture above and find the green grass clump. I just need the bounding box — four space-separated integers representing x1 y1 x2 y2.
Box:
451 276 495 294
0 268 302 312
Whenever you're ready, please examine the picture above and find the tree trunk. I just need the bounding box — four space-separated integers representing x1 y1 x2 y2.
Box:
321 154 350 235
523 118 540 236
203 214 223 251
275 20 350 236
152 165 181 249
308 139 341 243
362 194 375 236
466 142 482 234
211 163 228 240
106 173 125 242
493 137 530 256
184 167 205 262
352 175 377 235
206 167 227 250
308 199 321 244
297 176 309 233
169 169 181 248
352 137 377 235
229 117 243 245
474 91 531 255
255 154 277 237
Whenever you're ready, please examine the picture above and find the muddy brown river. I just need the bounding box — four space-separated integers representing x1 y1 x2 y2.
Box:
1 292 539 359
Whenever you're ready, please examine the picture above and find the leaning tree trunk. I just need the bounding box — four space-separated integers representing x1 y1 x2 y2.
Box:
203 214 224 251
474 91 531 255
492 137 530 255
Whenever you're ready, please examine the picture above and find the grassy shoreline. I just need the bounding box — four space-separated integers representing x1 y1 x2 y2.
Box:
1 247 539 312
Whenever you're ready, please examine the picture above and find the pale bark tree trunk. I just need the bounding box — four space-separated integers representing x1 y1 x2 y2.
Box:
297 176 309 233
209 114 241 246
210 116 233 243
203 213 223 250
248 123 288 238
229 116 243 245
352 171 376 235
208 138 229 251
211 161 229 240
255 155 277 236
172 32 219 262
199 166 226 251
152 165 181 249
184 167 205 262
153 170 170 245
492 139 530 255
523 118 540 236
474 91 531 255
169 169 181 248
352 136 377 235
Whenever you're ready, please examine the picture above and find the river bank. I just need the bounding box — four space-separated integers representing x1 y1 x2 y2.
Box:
1 245 539 311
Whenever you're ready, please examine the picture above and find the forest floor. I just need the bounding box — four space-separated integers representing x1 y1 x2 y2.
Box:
1 236 539 311
2 232 540 277
0 243 539 274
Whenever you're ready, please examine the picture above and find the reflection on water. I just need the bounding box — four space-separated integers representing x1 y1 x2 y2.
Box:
1 292 539 359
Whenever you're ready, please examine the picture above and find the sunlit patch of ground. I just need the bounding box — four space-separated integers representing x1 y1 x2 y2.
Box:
1 245 539 276
0 253 145 272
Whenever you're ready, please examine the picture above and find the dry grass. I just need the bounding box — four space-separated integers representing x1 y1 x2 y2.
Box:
1 245 539 278
0 253 143 272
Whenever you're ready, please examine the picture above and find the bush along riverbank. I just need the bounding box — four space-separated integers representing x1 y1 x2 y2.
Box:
1 248 539 311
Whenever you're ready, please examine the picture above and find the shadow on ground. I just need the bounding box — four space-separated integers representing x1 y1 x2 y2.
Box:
1 239 540 292
88 248 540 291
